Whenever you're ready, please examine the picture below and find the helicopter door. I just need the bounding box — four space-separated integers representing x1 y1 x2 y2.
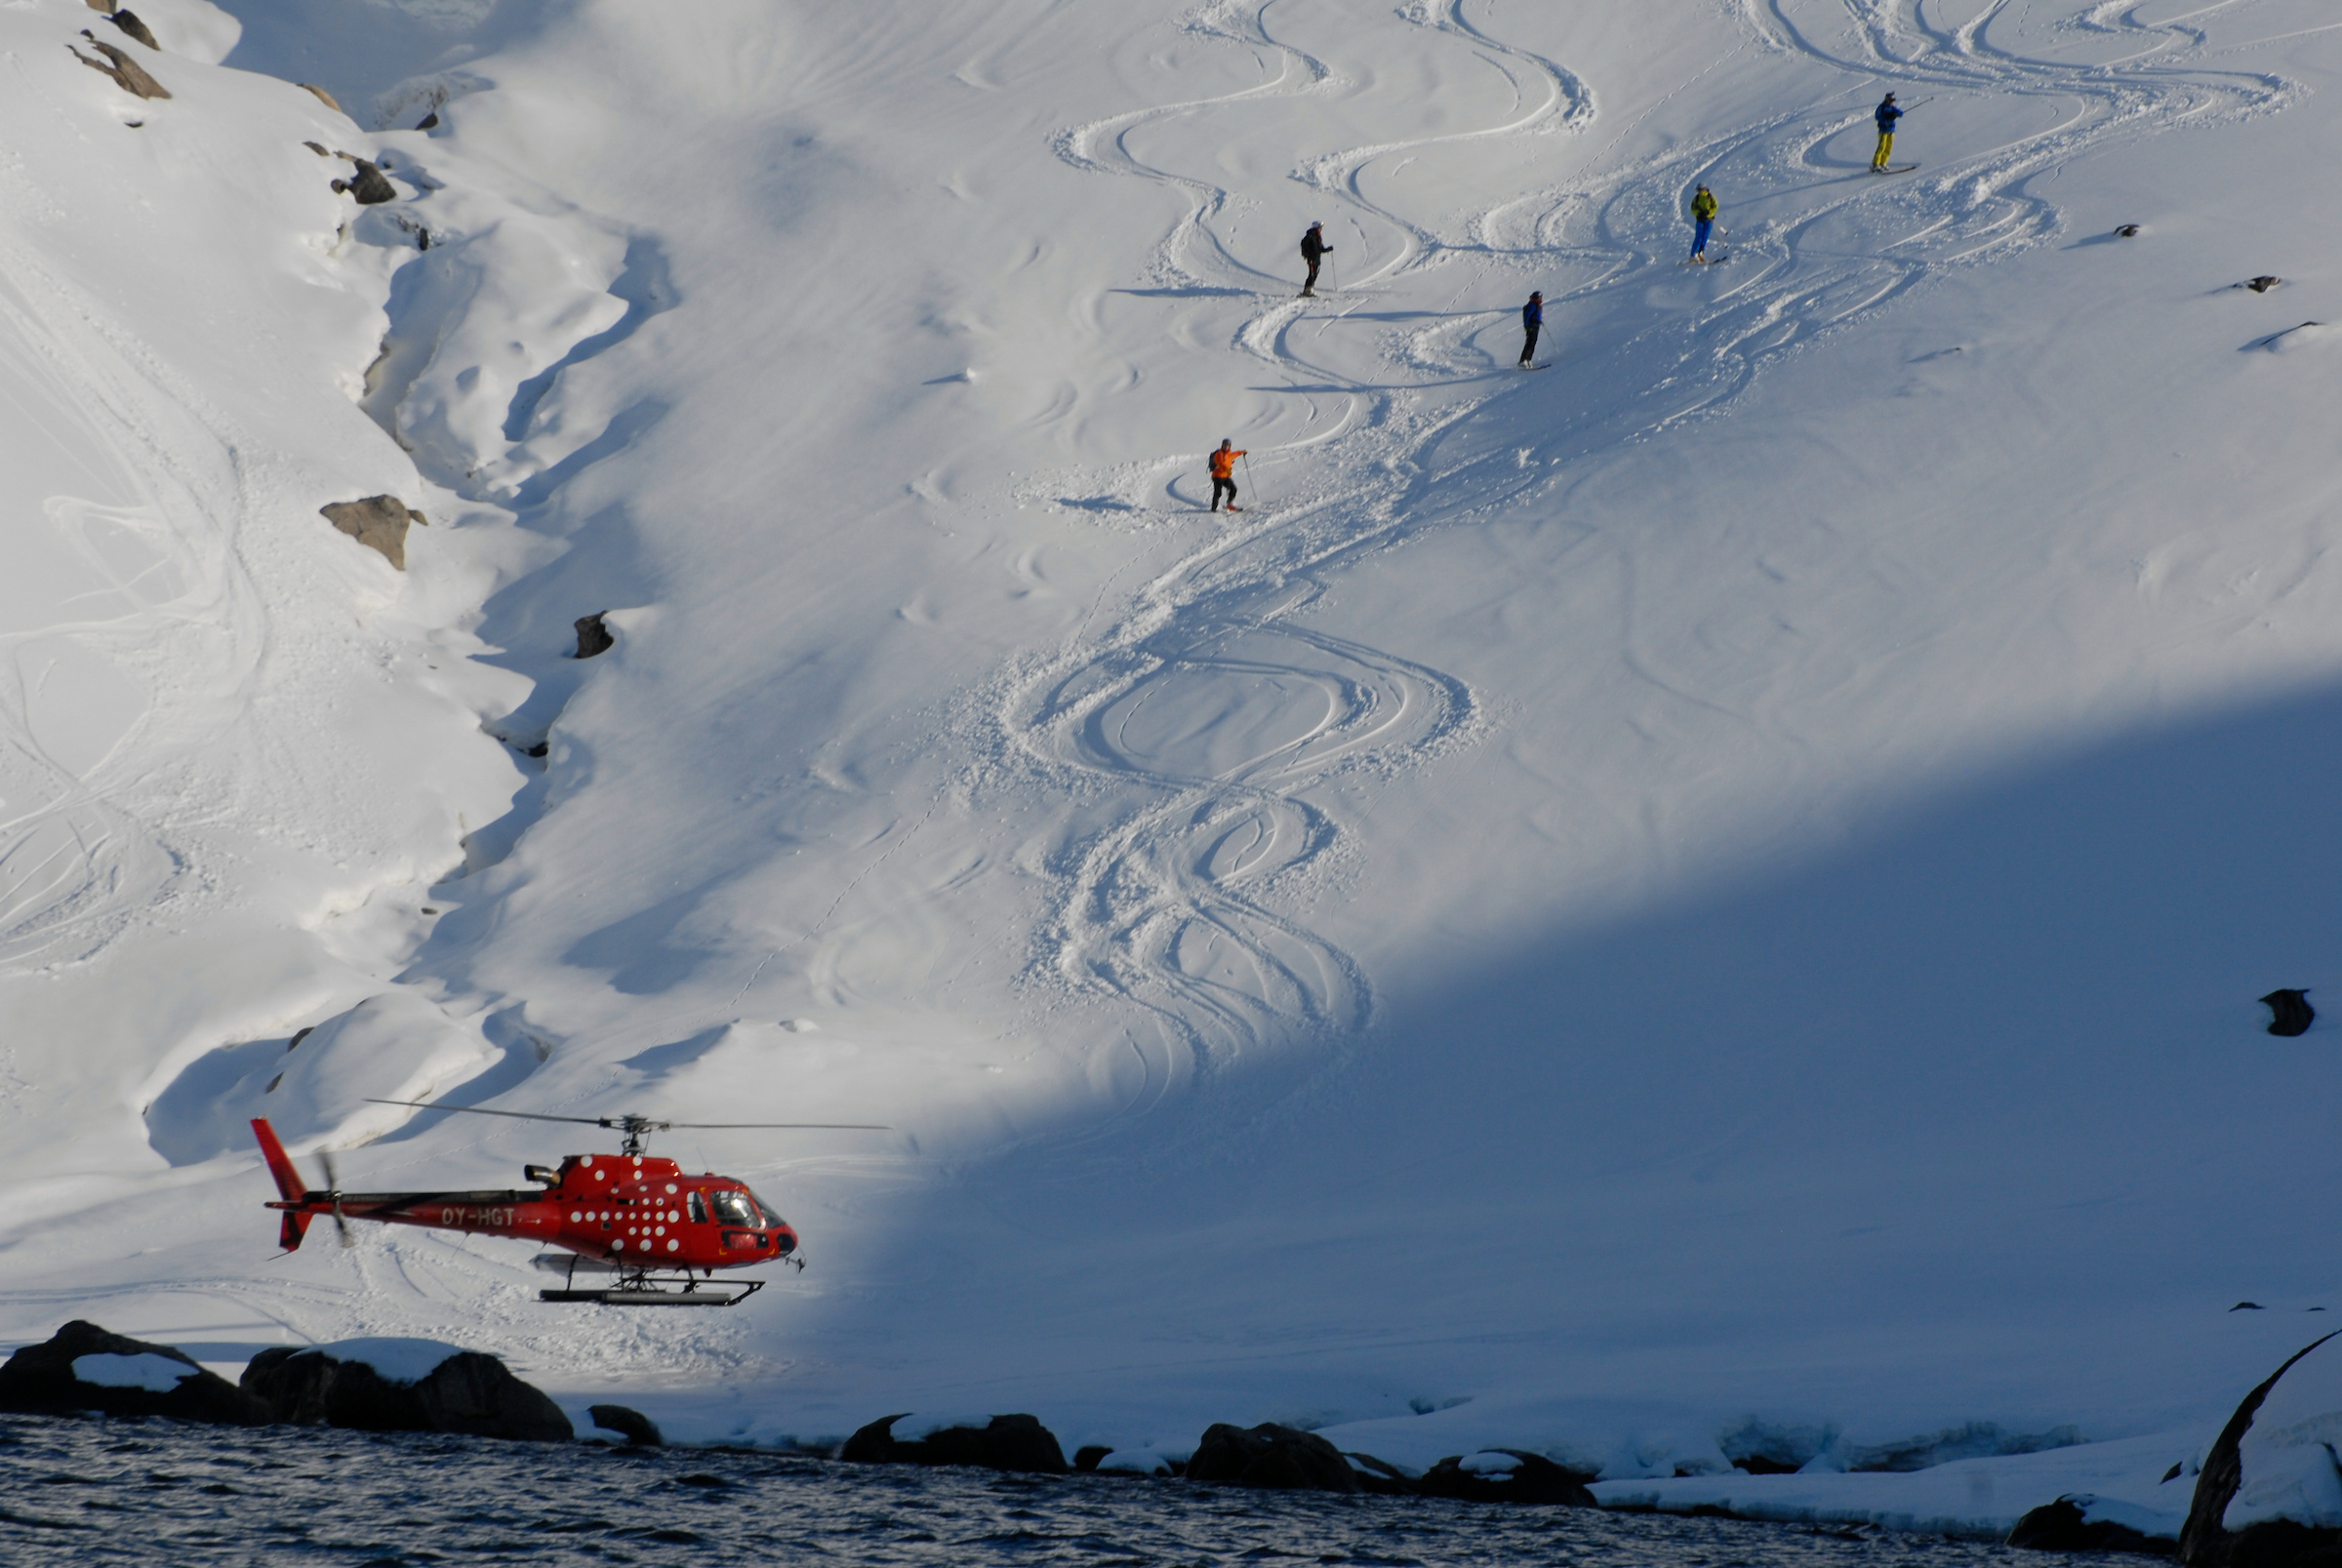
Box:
688 1190 708 1225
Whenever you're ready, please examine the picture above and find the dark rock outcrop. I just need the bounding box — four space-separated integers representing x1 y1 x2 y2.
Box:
2006 1496 2174 1556
70 37 170 100
574 613 614 659
0 1321 267 1425
2262 990 2314 1037
242 1346 572 1442
1417 1450 1598 1507
2241 277 2282 295
1186 1422 1358 1493
839 1412 1068 1474
1072 1444 1110 1472
107 9 157 48
332 160 398 205
588 1404 662 1446
1344 1452 1417 1496
320 495 424 569
2115 224 2142 238
2181 1331 2342 1565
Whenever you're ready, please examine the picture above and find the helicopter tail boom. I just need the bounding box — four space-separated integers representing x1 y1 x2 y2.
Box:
251 1118 306 1203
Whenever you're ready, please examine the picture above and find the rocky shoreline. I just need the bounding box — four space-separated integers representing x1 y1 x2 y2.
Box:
12 1319 2342 1565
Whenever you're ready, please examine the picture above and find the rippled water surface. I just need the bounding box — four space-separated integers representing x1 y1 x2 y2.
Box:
0 1415 2062 1566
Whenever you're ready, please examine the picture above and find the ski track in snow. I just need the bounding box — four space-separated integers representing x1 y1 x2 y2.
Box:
996 0 2284 1092
0 249 263 970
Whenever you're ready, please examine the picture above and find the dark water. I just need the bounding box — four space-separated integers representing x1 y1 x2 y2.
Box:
0 1414 2068 1567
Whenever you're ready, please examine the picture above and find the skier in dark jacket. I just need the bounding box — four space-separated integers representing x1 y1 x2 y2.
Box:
1518 292 1543 367
1872 94 1904 171
1300 221 1331 297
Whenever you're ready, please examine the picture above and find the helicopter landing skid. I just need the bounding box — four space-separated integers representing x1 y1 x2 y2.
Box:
541 1264 764 1307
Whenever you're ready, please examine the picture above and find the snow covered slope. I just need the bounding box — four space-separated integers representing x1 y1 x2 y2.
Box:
6 0 2342 1516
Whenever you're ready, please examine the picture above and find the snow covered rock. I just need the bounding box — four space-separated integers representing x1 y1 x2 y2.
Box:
587 1403 662 1446
1417 1449 1598 1507
838 1412 1069 1474
242 1338 572 1442
2179 1332 2342 1566
1186 1423 1358 1493
319 494 424 570
0 1320 265 1424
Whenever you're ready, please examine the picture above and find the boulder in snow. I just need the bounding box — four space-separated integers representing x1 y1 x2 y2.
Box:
838 1412 1068 1473
574 613 614 659
1186 1422 1358 1493
2005 1496 2171 1555
332 160 399 206
243 1339 572 1442
2262 989 2314 1037
0 1320 266 1424
106 10 157 49
70 37 169 100
1417 1450 1597 1507
588 1403 662 1446
320 495 424 570
298 82 343 112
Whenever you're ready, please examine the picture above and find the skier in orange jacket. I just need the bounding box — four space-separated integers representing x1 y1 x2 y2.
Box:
1209 439 1246 512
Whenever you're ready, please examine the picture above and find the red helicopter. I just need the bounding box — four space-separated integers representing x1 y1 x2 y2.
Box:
252 1101 884 1307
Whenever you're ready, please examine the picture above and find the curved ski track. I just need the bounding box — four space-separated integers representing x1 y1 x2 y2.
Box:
991 0 2287 1106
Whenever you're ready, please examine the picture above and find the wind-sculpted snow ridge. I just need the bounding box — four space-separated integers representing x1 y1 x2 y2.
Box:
988 0 2291 1086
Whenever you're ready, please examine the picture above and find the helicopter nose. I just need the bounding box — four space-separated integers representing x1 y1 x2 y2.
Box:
771 1226 797 1256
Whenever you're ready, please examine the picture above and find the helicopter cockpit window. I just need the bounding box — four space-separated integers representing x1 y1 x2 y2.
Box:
687 1190 708 1225
747 1190 781 1227
710 1190 758 1227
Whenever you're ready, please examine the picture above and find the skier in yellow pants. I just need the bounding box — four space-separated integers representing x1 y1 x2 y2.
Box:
1872 93 1904 172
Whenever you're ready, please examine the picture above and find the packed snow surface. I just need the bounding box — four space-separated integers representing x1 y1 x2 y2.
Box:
4 0 2342 1534
70 1352 198 1393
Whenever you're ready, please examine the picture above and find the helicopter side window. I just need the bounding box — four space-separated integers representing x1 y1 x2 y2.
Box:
688 1190 708 1225
710 1190 757 1226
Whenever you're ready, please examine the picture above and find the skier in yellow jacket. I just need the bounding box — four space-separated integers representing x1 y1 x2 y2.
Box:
1688 184 1718 263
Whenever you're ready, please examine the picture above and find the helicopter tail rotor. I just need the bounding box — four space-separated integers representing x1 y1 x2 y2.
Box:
318 1150 354 1248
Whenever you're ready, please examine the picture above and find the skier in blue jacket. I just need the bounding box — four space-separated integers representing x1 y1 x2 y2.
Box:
1518 292 1543 367
1872 94 1904 171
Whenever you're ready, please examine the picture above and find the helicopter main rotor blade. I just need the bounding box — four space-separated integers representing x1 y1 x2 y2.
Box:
365 1099 888 1131
651 1121 892 1130
365 1100 616 1128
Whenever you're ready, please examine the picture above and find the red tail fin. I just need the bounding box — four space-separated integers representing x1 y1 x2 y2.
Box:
251 1117 306 1201
278 1211 313 1251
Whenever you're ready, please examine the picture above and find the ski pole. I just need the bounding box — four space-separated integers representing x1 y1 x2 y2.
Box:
1240 451 1265 509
